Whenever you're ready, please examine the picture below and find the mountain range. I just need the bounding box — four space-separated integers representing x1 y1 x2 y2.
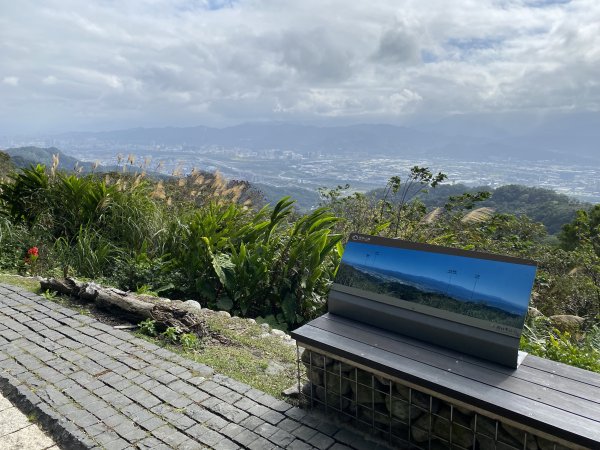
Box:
54 112 600 163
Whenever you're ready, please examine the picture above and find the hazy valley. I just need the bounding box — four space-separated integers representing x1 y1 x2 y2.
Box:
3 119 600 212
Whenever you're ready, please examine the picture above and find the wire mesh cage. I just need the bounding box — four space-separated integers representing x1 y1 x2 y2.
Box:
297 347 575 450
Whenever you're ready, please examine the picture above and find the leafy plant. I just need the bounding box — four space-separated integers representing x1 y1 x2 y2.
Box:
180 333 199 350
521 320 600 373
162 326 179 343
135 285 159 297
53 227 118 278
138 319 157 336
41 289 57 300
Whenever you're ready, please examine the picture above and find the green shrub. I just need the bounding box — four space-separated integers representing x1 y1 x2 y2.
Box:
162 326 179 343
521 319 600 373
1 163 598 349
138 319 157 336
53 227 119 278
180 333 199 350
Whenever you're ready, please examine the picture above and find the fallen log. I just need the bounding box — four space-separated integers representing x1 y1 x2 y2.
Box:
39 277 207 337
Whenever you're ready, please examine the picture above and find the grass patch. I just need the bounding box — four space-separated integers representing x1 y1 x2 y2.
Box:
200 313 298 399
0 273 40 292
136 312 299 400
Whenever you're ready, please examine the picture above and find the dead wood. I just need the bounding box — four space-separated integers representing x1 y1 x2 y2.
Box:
39 277 207 337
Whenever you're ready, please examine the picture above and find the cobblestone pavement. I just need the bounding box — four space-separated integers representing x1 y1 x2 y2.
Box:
0 284 388 450
1 390 58 449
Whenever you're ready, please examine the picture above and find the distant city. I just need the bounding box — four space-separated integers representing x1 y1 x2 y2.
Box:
2 122 600 204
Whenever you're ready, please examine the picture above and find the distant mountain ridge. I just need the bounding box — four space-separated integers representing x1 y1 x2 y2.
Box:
3 146 93 171
55 114 600 163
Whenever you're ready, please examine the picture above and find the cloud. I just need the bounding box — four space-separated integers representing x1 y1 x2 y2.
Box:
42 76 58 85
2 76 19 86
373 23 422 65
0 0 598 133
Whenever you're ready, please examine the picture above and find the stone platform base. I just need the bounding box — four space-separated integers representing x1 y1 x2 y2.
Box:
299 348 573 450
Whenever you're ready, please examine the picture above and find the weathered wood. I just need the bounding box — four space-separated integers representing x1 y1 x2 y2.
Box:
39 277 80 297
94 288 155 318
152 303 206 335
39 277 207 337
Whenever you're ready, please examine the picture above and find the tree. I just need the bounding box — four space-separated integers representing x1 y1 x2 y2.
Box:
319 166 447 239
559 205 600 255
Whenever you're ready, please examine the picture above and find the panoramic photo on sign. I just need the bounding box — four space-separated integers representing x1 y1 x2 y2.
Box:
335 235 537 337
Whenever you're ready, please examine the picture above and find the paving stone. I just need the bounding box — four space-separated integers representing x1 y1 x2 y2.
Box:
240 415 265 431
268 428 296 447
205 413 230 431
248 435 280 450
254 421 279 439
189 389 210 403
209 401 249 423
217 389 244 404
84 422 111 438
103 413 130 428
246 402 270 417
185 403 221 424
277 418 302 433
94 430 127 447
138 415 168 432
126 389 162 409
231 428 260 447
187 423 224 446
163 410 196 431
308 431 335 449
212 438 241 450
102 438 131 450
287 439 316 450
121 403 155 423
117 424 148 442
152 425 189 448
0 286 382 450
178 438 209 449
285 407 308 421
308 419 339 437
94 406 121 421
220 422 246 439
333 429 374 449
291 424 319 442
268 399 294 413
72 410 100 428
328 444 353 450
261 409 286 425
134 436 164 449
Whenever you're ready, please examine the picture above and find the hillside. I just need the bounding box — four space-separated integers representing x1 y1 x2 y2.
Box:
2 146 589 234
363 183 587 234
4 146 94 171
0 151 14 180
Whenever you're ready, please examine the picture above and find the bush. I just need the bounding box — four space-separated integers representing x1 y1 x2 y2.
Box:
521 317 600 373
1 163 598 350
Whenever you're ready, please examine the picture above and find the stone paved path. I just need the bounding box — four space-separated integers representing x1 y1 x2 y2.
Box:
0 390 58 449
0 284 388 450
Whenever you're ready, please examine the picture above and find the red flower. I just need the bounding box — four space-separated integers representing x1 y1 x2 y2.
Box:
27 247 39 256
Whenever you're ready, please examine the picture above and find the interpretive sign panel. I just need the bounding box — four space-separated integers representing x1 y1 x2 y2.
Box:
329 233 537 367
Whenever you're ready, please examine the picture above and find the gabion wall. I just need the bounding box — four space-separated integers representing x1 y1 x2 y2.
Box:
299 348 577 450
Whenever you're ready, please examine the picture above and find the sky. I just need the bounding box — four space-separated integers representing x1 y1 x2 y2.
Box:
1 0 599 134
340 242 537 313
